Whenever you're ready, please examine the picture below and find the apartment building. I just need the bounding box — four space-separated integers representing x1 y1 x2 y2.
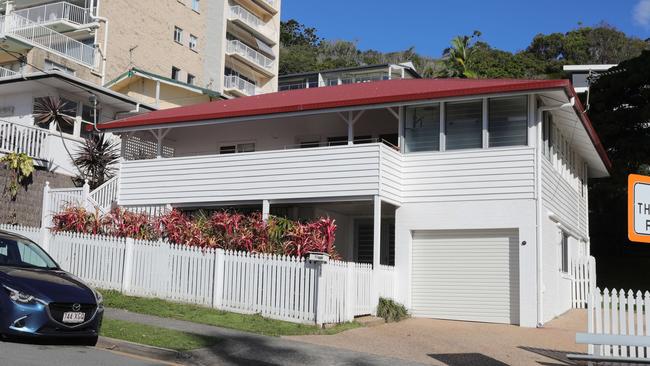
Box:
0 0 281 101
279 62 421 91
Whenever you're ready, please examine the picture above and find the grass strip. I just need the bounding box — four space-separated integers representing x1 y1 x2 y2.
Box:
103 290 360 337
100 318 220 352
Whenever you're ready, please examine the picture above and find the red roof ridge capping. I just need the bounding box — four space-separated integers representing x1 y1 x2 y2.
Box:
100 78 611 173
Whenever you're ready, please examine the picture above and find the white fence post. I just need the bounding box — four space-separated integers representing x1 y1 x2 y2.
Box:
39 227 50 252
41 181 50 228
82 179 91 211
212 249 225 309
314 261 325 326
121 238 135 293
346 261 355 321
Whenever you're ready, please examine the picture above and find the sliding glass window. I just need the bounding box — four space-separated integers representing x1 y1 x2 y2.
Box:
404 104 440 152
445 100 483 150
488 96 528 147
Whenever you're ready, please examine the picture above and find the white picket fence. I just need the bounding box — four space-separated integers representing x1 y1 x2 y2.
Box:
571 255 597 308
587 287 650 359
0 226 392 325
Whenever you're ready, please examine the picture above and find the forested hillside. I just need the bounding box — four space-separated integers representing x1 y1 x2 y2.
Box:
279 20 649 78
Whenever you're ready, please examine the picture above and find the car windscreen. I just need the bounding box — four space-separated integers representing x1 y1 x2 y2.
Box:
0 237 58 270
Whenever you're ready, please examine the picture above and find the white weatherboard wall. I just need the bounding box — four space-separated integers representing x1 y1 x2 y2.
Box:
118 143 401 206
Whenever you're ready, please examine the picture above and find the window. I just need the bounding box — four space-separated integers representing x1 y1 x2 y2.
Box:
404 104 440 152
488 96 528 147
189 34 198 51
299 140 321 148
192 0 200 12
171 66 180 81
173 26 183 43
327 136 347 146
445 100 483 150
44 59 75 75
0 237 57 269
187 74 195 85
560 232 569 273
219 143 255 154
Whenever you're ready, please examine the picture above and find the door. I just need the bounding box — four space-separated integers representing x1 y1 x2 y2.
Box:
411 229 520 324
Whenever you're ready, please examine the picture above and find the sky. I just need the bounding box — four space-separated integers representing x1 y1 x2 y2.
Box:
281 0 650 57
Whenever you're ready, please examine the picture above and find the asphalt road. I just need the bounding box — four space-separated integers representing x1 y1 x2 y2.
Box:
0 341 168 366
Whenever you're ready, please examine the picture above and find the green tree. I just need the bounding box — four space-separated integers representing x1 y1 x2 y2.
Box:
438 31 481 78
587 51 650 263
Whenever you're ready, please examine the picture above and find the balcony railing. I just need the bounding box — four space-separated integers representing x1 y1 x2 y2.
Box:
229 6 274 39
0 120 49 159
2 14 96 67
223 74 257 96
14 2 94 27
279 75 391 91
226 39 274 72
0 66 18 79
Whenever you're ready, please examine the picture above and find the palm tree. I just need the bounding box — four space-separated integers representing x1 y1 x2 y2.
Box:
32 96 80 174
73 134 120 189
439 31 481 78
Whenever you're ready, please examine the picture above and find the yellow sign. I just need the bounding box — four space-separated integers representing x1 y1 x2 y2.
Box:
629 174 650 243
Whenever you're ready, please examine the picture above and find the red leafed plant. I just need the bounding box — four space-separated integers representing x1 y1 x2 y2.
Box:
51 206 103 235
51 207 339 258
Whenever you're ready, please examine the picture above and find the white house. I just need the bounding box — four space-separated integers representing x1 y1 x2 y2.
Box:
95 78 610 327
0 70 155 176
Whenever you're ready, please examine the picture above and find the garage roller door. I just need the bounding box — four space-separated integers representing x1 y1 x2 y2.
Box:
411 229 519 324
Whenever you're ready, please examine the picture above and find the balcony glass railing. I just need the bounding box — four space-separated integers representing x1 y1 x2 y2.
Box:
226 39 274 71
223 75 257 96
14 2 94 26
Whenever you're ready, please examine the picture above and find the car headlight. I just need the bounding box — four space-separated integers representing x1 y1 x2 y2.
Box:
94 290 103 306
3 285 36 304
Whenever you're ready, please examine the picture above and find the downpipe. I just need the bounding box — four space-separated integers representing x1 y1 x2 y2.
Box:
535 97 575 327
90 14 109 86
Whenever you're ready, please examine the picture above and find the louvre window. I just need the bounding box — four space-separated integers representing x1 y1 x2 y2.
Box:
445 100 483 150
404 104 440 152
489 96 528 147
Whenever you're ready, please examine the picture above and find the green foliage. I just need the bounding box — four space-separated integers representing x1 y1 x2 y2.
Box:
0 152 34 200
280 19 648 80
103 290 360 337
101 318 220 351
586 51 650 255
376 297 409 323
279 19 439 76
73 133 120 189
438 31 481 78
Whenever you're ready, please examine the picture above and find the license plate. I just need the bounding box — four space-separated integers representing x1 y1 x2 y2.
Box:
62 312 85 324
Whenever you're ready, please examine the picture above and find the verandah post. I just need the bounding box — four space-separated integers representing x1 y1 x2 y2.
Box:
121 237 135 293
372 195 382 315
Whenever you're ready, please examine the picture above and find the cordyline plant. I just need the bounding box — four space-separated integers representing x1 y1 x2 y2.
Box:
51 207 340 258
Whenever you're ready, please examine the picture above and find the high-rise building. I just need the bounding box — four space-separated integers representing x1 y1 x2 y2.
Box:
0 0 281 103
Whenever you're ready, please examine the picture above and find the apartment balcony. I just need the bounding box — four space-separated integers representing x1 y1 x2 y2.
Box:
116 143 401 207
228 5 276 45
13 2 97 33
0 66 18 79
236 0 278 17
0 13 96 68
223 74 257 97
226 39 274 77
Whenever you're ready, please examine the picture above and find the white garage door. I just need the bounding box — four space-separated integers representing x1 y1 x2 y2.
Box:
411 229 520 324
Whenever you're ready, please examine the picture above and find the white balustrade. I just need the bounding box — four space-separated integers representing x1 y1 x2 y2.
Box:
223 74 257 96
226 39 274 71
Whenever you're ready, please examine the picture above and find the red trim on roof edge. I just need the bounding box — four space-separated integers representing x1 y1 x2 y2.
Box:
99 78 611 173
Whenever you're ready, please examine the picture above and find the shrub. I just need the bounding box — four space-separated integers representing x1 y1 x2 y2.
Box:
376 297 409 323
51 207 340 258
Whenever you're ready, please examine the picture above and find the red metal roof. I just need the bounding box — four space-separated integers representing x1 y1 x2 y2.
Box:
99 78 611 172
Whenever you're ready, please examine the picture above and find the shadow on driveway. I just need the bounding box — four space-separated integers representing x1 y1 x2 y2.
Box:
429 353 510 366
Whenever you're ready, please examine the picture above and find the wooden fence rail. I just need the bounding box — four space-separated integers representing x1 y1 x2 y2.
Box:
587 287 650 359
0 225 388 325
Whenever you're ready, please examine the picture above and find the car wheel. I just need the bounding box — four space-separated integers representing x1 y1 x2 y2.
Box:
81 336 98 347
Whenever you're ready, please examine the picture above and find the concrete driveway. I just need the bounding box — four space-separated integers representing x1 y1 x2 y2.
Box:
285 310 588 366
